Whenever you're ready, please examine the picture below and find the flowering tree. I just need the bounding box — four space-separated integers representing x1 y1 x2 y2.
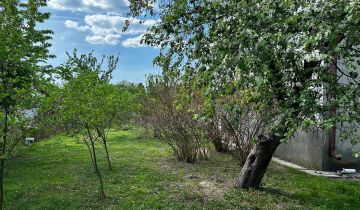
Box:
129 0 360 188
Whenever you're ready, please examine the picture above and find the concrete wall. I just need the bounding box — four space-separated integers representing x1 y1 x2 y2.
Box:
329 59 360 170
274 128 360 170
274 129 329 170
330 134 360 170
274 59 360 171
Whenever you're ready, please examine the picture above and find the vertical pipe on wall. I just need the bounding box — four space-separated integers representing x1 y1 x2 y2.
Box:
329 56 341 160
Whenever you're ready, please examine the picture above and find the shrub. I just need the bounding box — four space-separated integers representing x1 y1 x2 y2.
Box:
209 92 271 165
142 76 208 163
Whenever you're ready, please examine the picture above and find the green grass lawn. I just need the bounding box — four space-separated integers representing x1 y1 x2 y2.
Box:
4 129 360 209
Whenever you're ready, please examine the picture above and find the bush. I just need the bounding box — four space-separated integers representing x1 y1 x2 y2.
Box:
205 109 231 153
208 92 270 165
141 76 208 163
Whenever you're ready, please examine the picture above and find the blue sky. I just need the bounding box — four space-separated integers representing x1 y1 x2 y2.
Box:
41 0 161 83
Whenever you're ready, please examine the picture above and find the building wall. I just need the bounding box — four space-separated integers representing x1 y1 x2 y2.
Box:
274 128 360 170
274 58 360 171
329 58 360 170
330 133 360 170
274 129 329 170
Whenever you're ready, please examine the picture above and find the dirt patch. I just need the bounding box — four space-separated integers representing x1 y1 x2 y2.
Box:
198 180 225 204
156 154 240 204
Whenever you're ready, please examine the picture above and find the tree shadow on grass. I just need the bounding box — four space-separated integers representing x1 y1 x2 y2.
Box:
261 180 360 210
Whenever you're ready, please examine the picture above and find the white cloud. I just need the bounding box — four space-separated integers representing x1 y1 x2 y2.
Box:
64 20 89 31
48 0 130 13
83 15 156 35
64 14 157 46
85 34 121 45
121 34 147 48
83 0 110 10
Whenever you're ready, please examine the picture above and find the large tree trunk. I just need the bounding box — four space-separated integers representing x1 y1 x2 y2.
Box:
235 134 280 189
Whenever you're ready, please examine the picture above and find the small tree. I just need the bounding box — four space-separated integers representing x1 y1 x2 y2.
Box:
0 0 53 207
114 81 146 129
34 83 65 139
53 51 129 199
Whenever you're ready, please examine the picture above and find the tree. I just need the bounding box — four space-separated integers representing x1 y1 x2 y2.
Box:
129 0 360 188
114 81 146 128
0 0 53 207
52 51 131 199
34 83 65 140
